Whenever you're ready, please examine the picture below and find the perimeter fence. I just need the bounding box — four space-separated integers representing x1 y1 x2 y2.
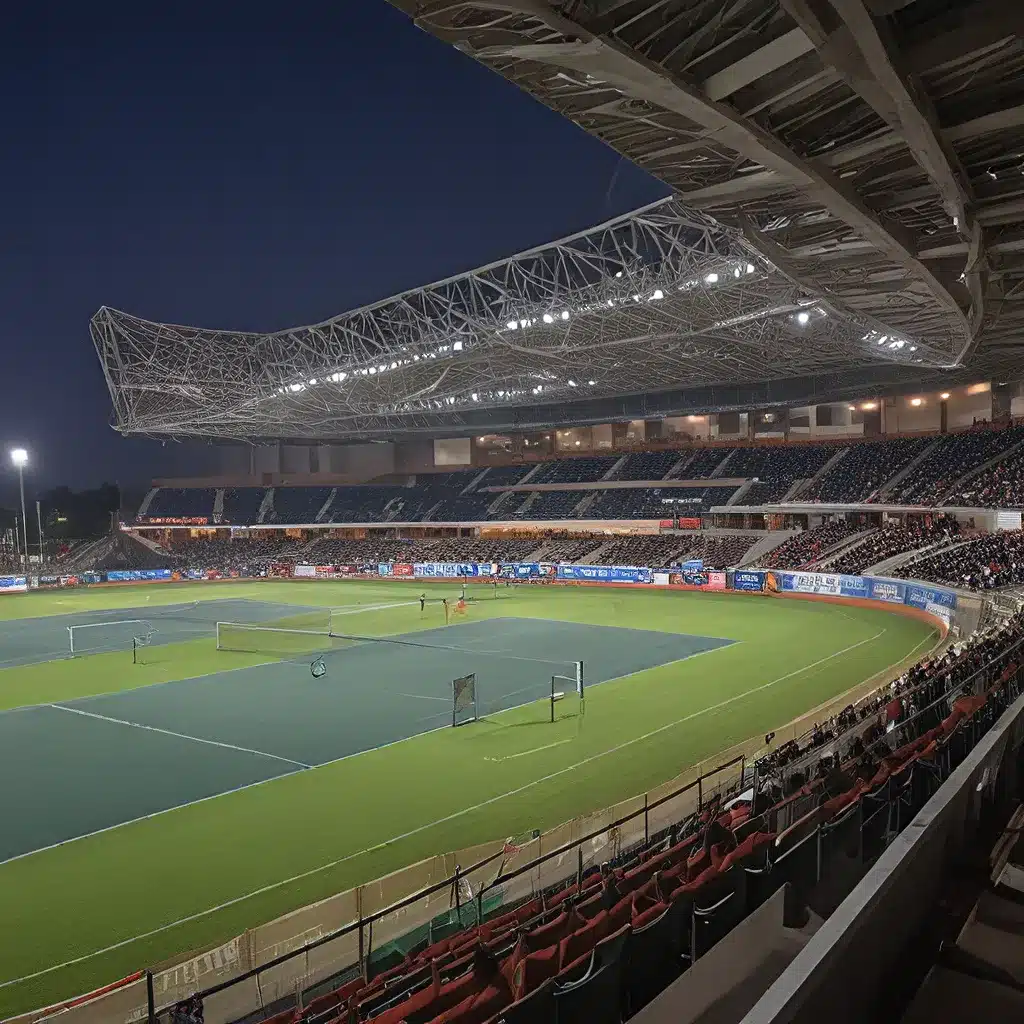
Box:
12 755 745 1024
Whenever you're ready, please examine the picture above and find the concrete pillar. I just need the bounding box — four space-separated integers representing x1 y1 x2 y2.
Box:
992 381 1013 424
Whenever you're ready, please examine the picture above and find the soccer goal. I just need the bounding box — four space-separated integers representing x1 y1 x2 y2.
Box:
68 620 154 657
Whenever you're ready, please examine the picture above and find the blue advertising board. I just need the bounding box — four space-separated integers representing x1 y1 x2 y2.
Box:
903 583 957 611
732 570 765 592
556 564 653 584
681 559 704 571
839 575 871 598
106 568 173 582
0 575 27 593
868 578 905 604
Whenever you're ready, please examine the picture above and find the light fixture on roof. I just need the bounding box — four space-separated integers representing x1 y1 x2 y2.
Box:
796 312 810 325
651 289 663 300
849 405 857 411
506 321 517 330
615 270 623 278
588 380 596 386
733 267 741 278
705 272 719 284
543 313 554 324
746 263 755 274
861 401 877 411
940 392 951 400
575 440 581 446
567 379 577 387
560 310 570 320
910 397 922 407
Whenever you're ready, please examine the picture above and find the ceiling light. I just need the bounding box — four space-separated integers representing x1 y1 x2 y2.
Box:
940 392 950 400
615 271 623 278
575 440 581 446
651 289 664 300
746 263 755 274
560 310 570 320
849 405 857 411
796 312 810 325
506 321 517 331
861 402 877 411
705 272 719 284
910 397 922 407
543 313 554 324
588 380 596 386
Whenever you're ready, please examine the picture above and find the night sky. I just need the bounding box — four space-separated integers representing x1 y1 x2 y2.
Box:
0 0 667 504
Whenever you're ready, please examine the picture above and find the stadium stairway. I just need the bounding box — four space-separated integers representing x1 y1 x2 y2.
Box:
315 489 336 523
515 463 546 486
258 488 275 523
864 536 964 577
726 481 755 506
809 528 878 569
709 450 737 478
788 447 848 500
462 469 489 494
136 487 159 518
738 531 800 567
939 434 1024 504
213 489 226 521
602 455 629 480
664 452 698 479
876 437 944 500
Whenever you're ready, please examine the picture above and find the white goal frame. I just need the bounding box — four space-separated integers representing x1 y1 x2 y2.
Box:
68 619 154 657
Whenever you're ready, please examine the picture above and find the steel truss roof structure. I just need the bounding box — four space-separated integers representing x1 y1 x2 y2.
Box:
94 0 1024 442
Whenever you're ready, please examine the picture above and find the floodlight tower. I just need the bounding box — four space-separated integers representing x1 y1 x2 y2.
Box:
10 449 29 570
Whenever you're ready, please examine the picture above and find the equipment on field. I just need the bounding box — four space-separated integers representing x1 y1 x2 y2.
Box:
68 619 154 657
311 656 327 679
452 673 477 726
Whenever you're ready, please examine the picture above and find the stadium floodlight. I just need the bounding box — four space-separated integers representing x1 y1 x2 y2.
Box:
9 448 28 570
797 312 810 325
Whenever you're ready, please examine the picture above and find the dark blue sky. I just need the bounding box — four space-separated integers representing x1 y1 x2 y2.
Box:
0 0 667 503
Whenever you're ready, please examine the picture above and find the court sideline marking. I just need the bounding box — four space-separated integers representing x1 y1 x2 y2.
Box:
46 704 313 770
0 627 886 989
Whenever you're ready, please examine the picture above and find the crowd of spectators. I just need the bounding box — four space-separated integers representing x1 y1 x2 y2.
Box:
803 437 929 503
757 519 863 569
827 515 960 575
945 445 1024 508
894 530 1024 590
888 424 1024 505
757 608 1024 796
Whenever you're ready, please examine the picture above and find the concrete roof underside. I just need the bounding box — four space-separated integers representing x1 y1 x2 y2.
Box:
94 0 1024 442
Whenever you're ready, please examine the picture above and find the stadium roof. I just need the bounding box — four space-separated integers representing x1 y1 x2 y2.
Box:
93 0 1024 443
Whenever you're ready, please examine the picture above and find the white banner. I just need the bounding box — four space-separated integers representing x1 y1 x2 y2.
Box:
293 564 316 578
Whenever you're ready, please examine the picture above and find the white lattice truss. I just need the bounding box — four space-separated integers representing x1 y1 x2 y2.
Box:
93 201 942 441
95 0 1024 442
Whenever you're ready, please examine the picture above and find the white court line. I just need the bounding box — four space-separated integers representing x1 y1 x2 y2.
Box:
397 692 450 702
484 738 575 762
0 628 884 989
46 704 313 770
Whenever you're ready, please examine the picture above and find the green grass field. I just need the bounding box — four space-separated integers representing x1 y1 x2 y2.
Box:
0 580 940 1016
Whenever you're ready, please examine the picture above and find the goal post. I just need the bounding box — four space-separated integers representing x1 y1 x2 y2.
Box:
68 620 154 657
550 661 584 722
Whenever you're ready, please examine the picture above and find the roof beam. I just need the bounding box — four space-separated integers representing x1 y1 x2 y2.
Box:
902 1 1024 76
782 0 983 359
473 32 968 346
701 28 815 101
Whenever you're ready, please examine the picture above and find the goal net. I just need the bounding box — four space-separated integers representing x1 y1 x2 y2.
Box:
216 622 338 656
68 619 155 657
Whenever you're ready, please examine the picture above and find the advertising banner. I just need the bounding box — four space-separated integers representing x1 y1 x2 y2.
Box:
378 563 393 577
670 570 725 589
294 564 316 578
679 517 702 530
106 569 173 582
654 571 671 586
414 562 462 578
732 570 765 592
138 516 208 526
392 563 414 577
839 575 871 599
555 564 653 584
776 571 842 596
904 584 957 611
869 578 905 604
0 575 28 594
